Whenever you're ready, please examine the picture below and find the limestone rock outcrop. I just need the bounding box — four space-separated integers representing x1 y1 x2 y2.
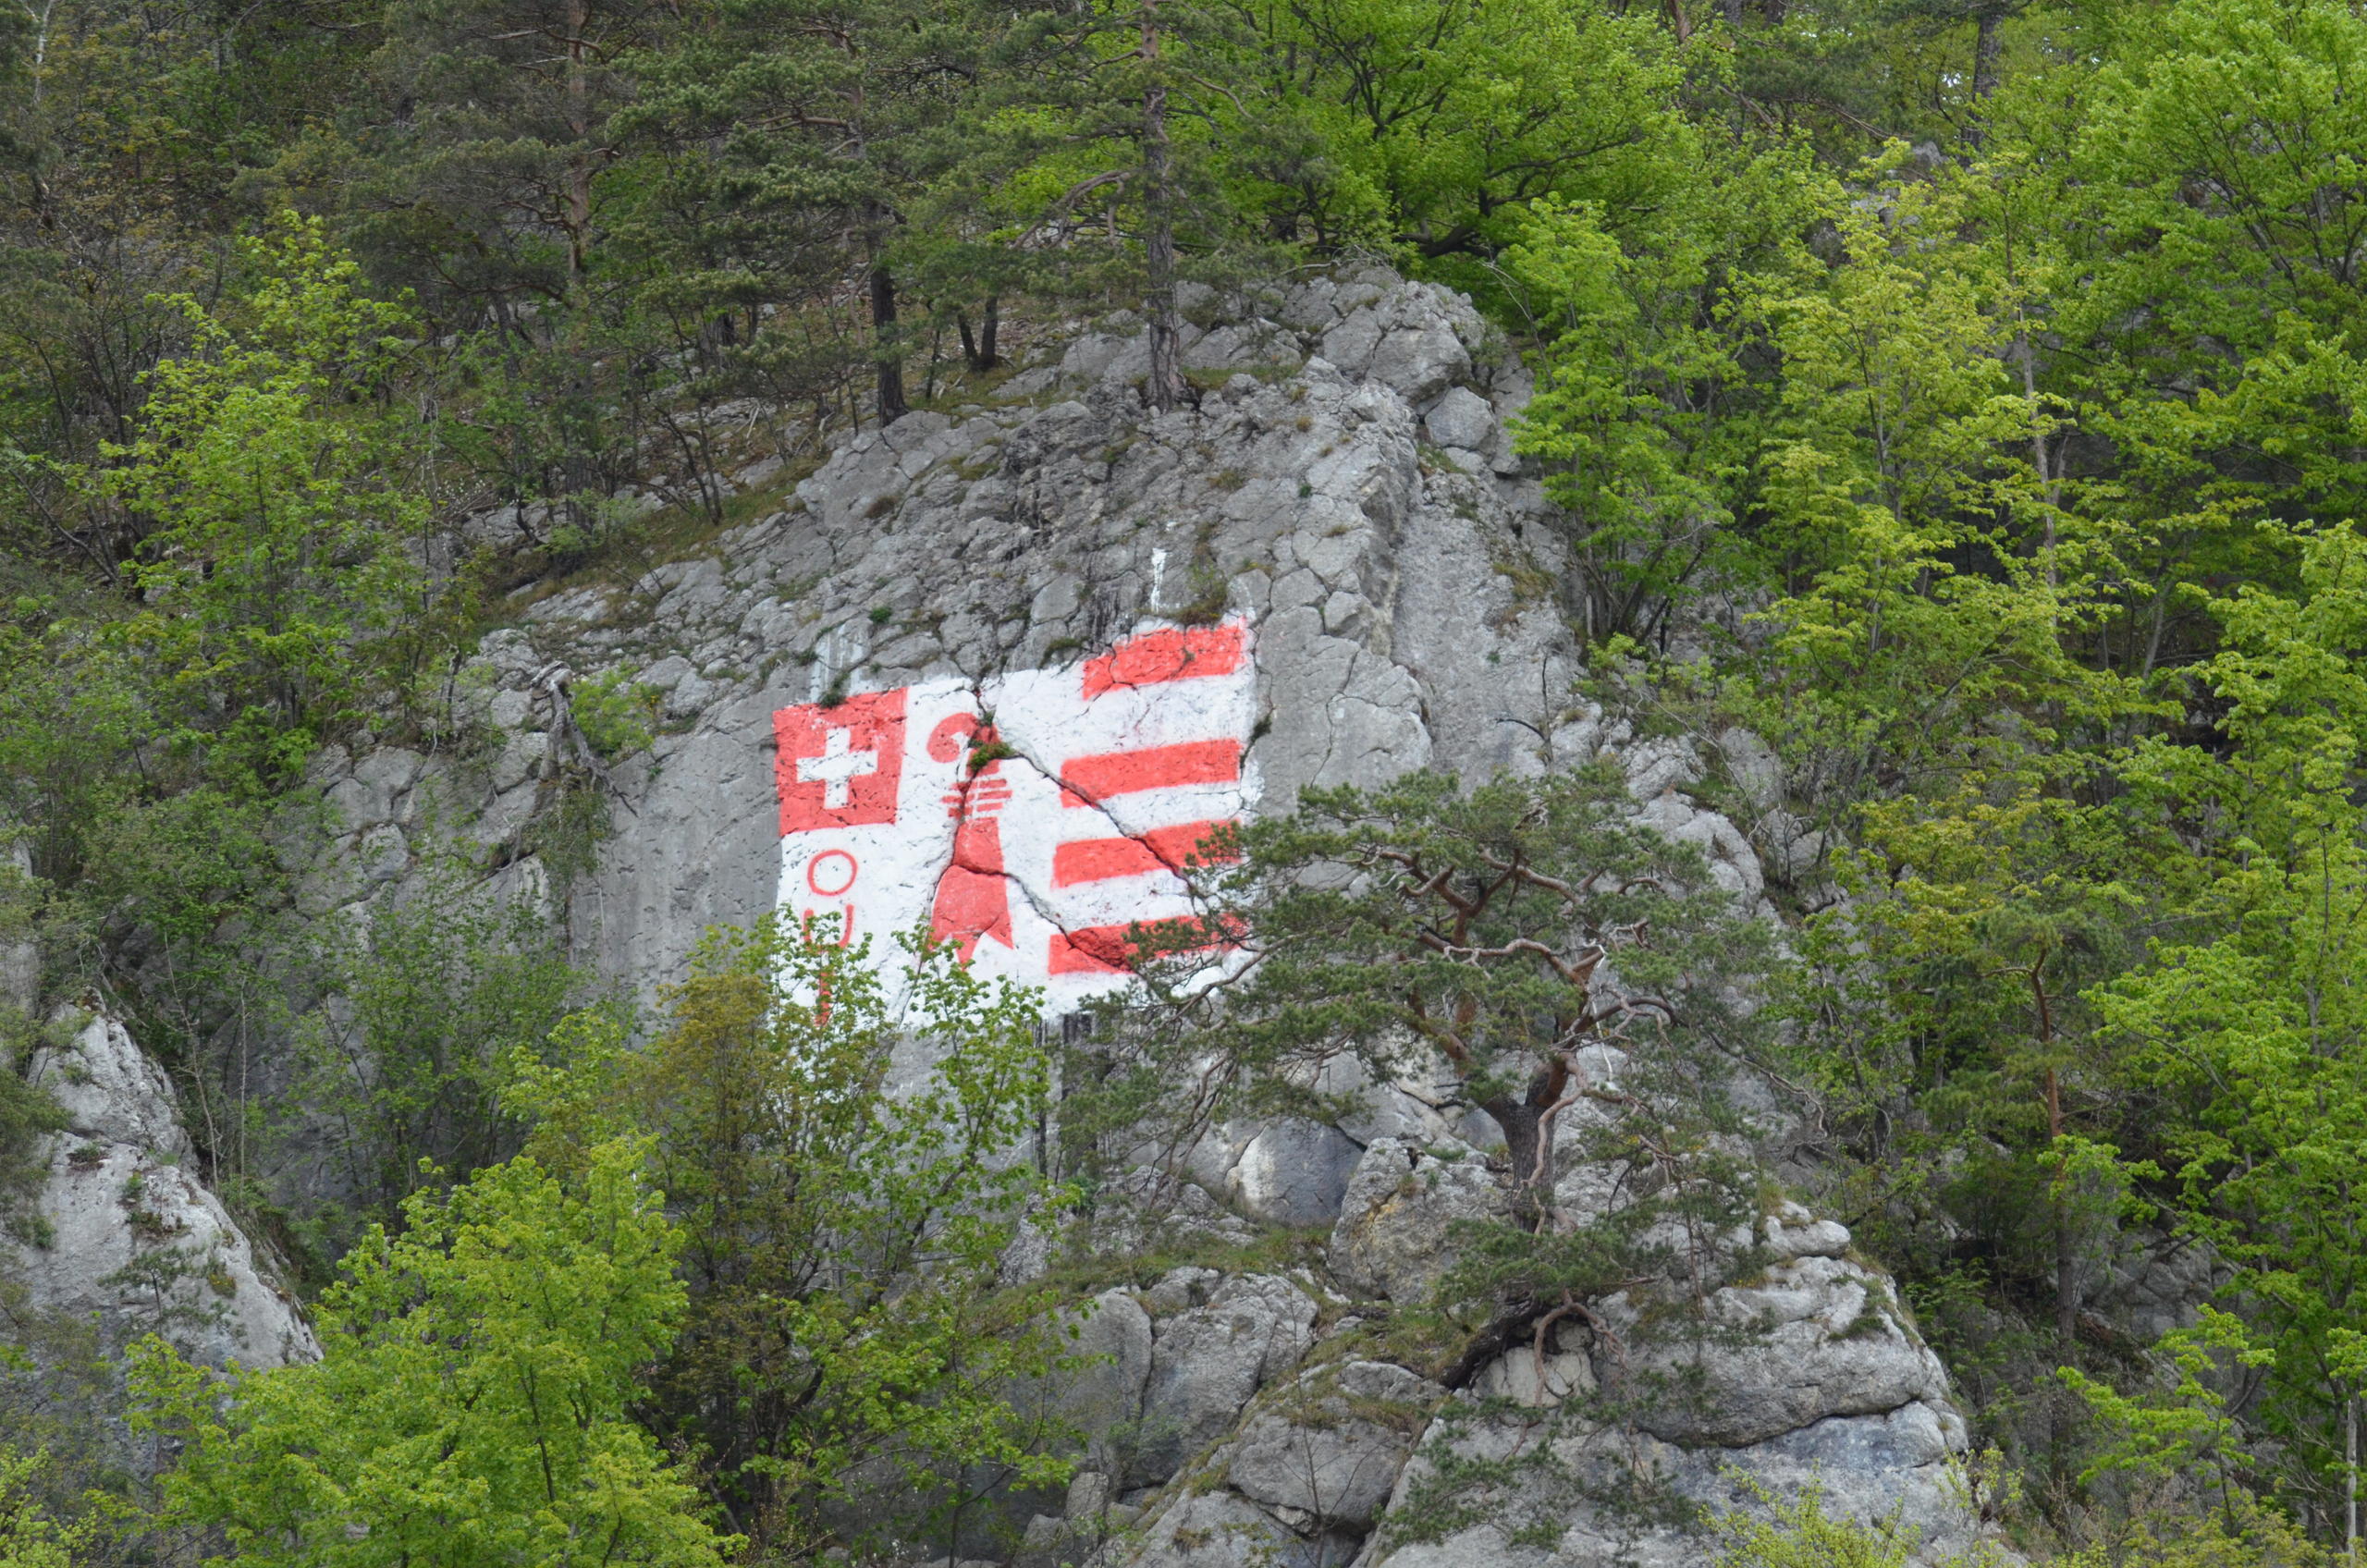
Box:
284 269 2002 1567
1222 1359 1445 1530
1328 1138 1504 1306
9 1011 314 1372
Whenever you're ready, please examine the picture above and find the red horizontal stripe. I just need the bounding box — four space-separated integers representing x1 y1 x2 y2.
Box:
1047 916 1241 974
1051 820 1238 887
1083 625 1246 700
1059 740 1241 806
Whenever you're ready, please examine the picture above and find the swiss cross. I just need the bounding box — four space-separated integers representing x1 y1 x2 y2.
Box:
797 727 880 808
775 688 908 834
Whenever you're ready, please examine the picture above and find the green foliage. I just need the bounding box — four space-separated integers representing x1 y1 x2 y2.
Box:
1104 766 1772 1241
1506 140 1829 641
512 917 1078 1557
567 671 658 762
344 0 658 310
2057 0 2367 534
94 214 441 783
297 868 586 1243
1251 0 1700 270
2049 1499 2334 1568
129 1139 736 1568
0 1448 91 1568
2041 522 2367 1515
1713 1478 1996 1567
0 983 67 1243
2060 1307 2266 1489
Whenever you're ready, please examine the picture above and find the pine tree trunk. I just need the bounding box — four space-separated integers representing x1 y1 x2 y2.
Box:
2348 1393 2358 1561
1971 6 2005 102
565 0 593 276
870 265 908 425
1483 1058 1573 1233
959 298 1001 372
1140 0 1188 412
2046 1063 2079 1348
1485 1095 1551 1231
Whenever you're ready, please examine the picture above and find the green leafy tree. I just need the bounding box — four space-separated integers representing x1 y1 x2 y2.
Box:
2057 0 2367 543
129 1139 734 1568
94 215 442 782
2059 1305 2268 1499
297 868 586 1243
0 1447 92 1568
1258 0 1699 282
1504 136 1829 643
2093 523 2367 1542
1736 153 2128 815
511 918 1078 1558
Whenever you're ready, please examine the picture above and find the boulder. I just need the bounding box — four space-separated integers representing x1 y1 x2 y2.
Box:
29 1012 192 1160
1220 1121 1365 1227
1422 387 1496 452
1041 1289 1155 1474
1224 1359 1443 1528
1607 1252 1954 1448
1329 1139 1504 1305
1116 1489 1311 1568
1131 1274 1318 1486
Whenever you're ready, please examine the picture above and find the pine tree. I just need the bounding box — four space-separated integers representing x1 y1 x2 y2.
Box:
621 0 995 424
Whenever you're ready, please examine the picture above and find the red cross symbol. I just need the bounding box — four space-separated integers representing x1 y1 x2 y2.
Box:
775 690 907 834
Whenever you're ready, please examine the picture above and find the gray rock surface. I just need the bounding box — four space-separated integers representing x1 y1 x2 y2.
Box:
1328 1139 1504 1305
1027 1289 1156 1476
1608 1250 1956 1449
1217 1121 1366 1228
1133 1274 1318 1486
1223 1360 1444 1528
1116 1488 1312 1568
10 1012 315 1372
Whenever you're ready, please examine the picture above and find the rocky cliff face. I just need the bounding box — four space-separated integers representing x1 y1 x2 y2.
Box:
88 271 2004 1562
6 1011 317 1372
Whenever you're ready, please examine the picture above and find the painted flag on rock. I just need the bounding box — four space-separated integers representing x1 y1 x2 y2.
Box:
772 621 1255 1008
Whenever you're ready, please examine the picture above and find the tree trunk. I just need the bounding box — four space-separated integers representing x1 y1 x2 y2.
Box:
870 265 908 425
1483 1059 1572 1232
958 297 1001 372
565 0 593 276
1971 6 2005 103
2045 1063 2079 1349
1140 0 1188 412
1485 1095 1551 1231
2348 1392 2358 1562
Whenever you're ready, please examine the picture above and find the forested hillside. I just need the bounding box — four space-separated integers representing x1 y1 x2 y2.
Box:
2 0 2365 1562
